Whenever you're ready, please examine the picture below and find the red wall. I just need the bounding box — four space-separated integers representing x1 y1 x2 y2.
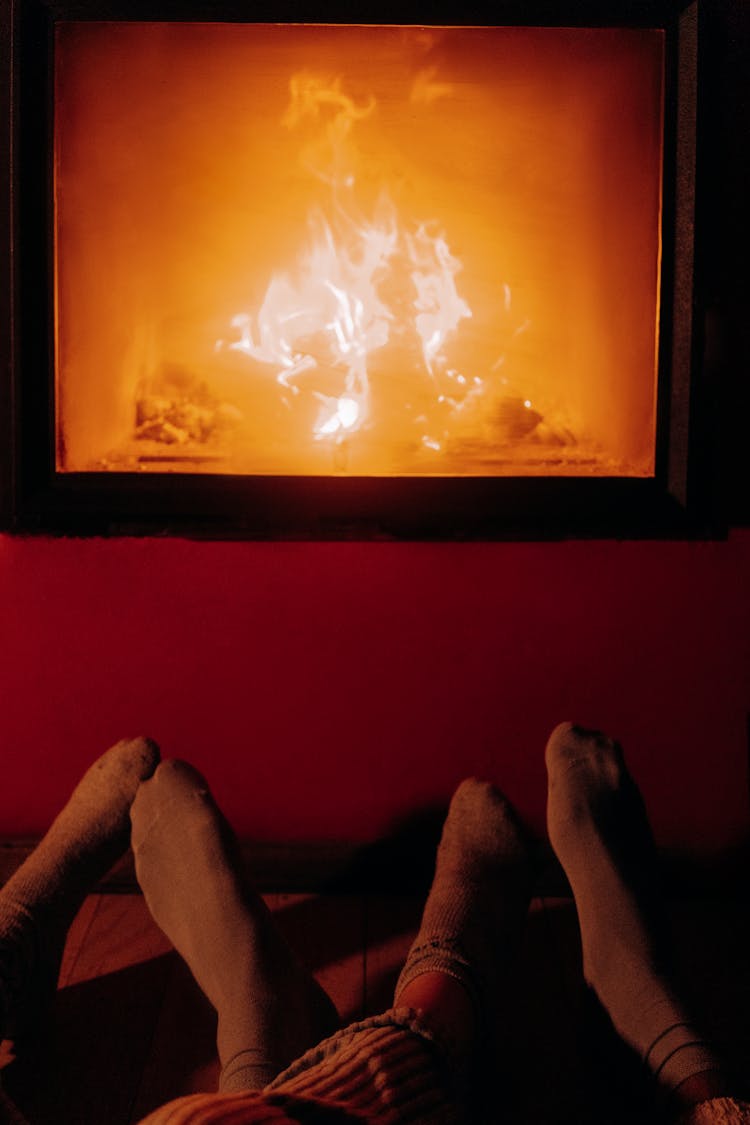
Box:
1 530 748 857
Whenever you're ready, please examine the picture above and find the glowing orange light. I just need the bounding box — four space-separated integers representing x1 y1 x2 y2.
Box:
54 23 664 477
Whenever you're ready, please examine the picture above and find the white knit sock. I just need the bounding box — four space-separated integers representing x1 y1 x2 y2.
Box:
546 722 723 1097
395 777 534 1024
0 737 160 1038
131 760 339 1091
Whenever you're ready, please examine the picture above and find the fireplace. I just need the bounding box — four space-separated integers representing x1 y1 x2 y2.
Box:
1 1 708 537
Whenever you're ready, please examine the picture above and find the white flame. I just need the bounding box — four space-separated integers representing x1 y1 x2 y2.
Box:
408 225 472 375
314 394 361 437
223 70 498 460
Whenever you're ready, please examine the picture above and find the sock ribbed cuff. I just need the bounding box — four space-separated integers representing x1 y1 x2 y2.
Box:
219 1047 281 1092
394 936 480 1017
644 1022 723 1094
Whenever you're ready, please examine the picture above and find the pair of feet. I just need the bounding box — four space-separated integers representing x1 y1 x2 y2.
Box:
394 722 727 1115
0 727 728 1114
0 739 336 1092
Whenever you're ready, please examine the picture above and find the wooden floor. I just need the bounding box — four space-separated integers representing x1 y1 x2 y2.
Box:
2 892 749 1124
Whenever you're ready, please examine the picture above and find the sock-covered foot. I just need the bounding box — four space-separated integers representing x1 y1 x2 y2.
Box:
395 778 534 1033
131 760 339 1092
0 736 160 1038
546 722 723 1100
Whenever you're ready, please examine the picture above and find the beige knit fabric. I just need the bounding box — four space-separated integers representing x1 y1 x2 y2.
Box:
137 1009 464 1125
681 1099 750 1125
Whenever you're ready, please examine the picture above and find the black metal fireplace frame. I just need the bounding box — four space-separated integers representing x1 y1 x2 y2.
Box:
0 0 717 539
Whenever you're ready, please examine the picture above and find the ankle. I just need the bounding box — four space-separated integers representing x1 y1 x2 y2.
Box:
396 971 477 1083
396 971 476 1038
670 1070 734 1120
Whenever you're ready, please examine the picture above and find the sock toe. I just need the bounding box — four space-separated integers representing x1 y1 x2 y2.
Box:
149 758 209 793
396 777 534 1035
87 736 161 790
131 759 212 845
119 736 161 780
448 777 507 825
545 721 622 775
112 735 161 774
440 776 533 878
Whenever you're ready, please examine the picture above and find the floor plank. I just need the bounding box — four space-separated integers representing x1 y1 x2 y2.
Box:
363 893 423 1015
62 894 172 983
267 893 367 1025
57 896 102 988
129 955 219 1123
495 897 585 1125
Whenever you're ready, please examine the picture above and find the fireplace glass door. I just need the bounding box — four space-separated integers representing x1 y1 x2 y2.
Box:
54 22 664 479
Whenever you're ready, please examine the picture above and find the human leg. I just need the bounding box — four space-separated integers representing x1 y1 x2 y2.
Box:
545 721 743 1120
137 776 533 1123
130 760 339 1092
243 782 534 1123
0 737 159 1125
0 736 160 1039
394 778 535 1080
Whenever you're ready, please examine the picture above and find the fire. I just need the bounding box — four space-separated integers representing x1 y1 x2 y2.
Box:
408 224 472 375
53 23 665 478
222 70 479 465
